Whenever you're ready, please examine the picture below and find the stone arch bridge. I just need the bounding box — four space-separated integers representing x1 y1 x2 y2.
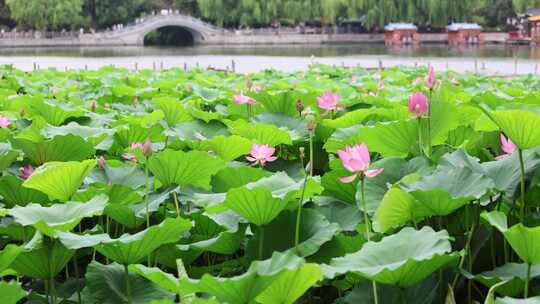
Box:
99 13 227 45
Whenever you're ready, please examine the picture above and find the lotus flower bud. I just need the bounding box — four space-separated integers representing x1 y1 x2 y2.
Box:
296 99 305 113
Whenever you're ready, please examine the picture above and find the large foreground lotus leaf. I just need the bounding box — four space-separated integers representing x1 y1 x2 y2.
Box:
204 135 252 161
247 209 340 259
230 122 292 146
0 281 26 304
12 135 95 165
56 217 193 264
482 211 540 264
325 120 418 157
474 263 540 297
0 175 48 207
181 250 321 304
148 149 226 189
322 227 460 287
22 159 96 201
152 96 191 127
224 187 288 226
488 109 540 149
429 99 462 144
9 195 107 237
82 261 173 304
11 233 74 279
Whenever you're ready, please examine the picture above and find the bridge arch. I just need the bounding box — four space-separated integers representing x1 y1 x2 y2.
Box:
104 14 224 46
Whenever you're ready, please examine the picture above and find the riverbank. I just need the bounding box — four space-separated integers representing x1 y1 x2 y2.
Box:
0 32 509 48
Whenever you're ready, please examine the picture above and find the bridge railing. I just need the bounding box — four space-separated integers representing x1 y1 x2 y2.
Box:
0 30 81 39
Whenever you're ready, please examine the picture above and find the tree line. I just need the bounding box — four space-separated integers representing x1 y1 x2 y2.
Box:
0 0 539 31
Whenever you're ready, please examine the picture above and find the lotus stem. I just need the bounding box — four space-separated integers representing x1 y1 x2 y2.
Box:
124 264 132 304
73 252 82 304
173 191 181 217
360 178 379 304
426 89 432 159
258 226 265 260
295 172 309 251
518 149 526 223
309 130 314 176
417 117 423 156
451 206 476 289
525 263 532 298
144 158 151 265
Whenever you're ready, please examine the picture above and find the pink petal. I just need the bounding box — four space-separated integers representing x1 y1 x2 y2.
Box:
365 168 384 178
246 156 256 162
266 156 278 162
339 175 357 183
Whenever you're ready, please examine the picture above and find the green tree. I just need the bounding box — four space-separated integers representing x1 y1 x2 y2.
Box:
513 0 540 13
6 0 84 30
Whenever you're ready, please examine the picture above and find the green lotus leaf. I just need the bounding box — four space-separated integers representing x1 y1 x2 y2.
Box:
204 135 252 161
224 187 288 226
56 217 193 265
89 162 147 190
0 175 48 207
42 122 114 150
29 100 85 126
244 171 322 203
129 264 180 294
152 96 192 127
168 120 229 141
104 186 178 229
247 209 340 259
252 113 309 141
82 261 173 304
255 263 322 304
374 187 417 233
0 244 22 273
252 90 298 116
11 233 74 279
113 123 164 149
495 297 540 303
315 200 362 232
321 168 357 204
230 122 292 146
181 250 319 304
0 281 26 304
179 213 245 255
9 195 107 237
487 109 540 149
22 159 96 201
12 134 95 165
429 99 461 144
0 143 19 171
211 164 271 192
322 227 461 287
148 149 226 189
475 263 540 297
325 120 417 157
484 211 540 265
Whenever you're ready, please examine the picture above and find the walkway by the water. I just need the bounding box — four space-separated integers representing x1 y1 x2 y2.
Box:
0 55 537 75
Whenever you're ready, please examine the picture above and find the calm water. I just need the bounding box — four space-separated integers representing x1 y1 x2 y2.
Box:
0 44 539 74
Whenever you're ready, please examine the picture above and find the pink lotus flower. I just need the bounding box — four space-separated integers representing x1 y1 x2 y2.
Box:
425 66 436 88
246 144 278 166
317 92 340 111
413 77 423 85
233 91 256 105
496 133 517 160
351 75 358 84
378 80 385 90
97 156 107 169
19 165 33 180
130 139 152 156
0 116 11 128
122 153 138 163
408 92 429 118
337 143 384 183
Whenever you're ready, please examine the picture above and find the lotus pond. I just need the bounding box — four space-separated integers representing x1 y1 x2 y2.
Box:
0 64 539 304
